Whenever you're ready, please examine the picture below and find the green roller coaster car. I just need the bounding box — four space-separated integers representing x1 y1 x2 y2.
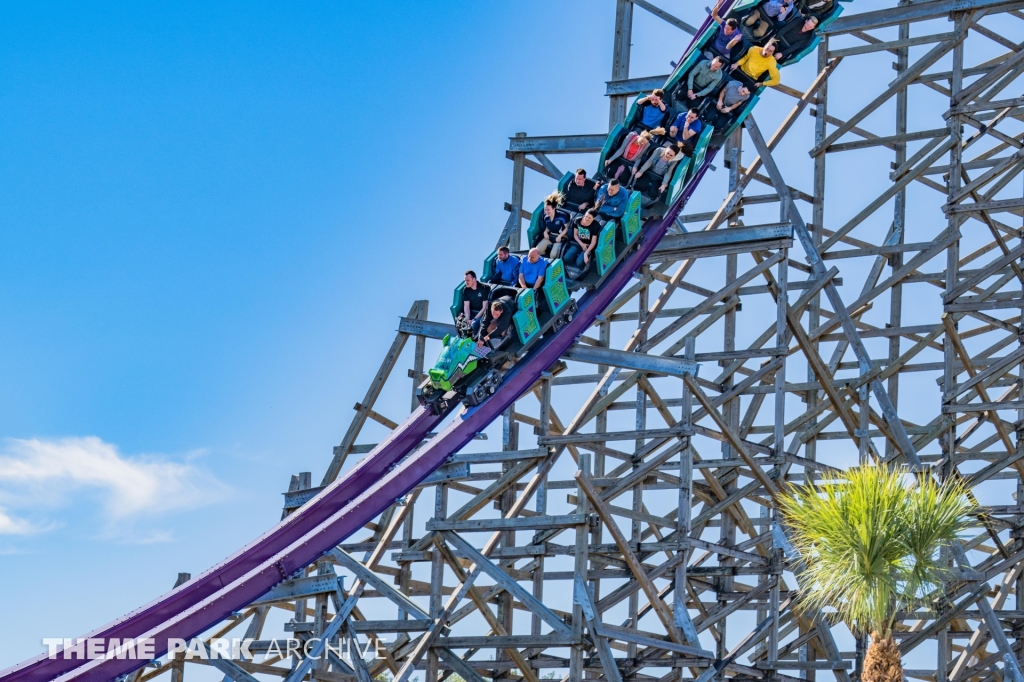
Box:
429 333 481 393
417 323 505 415
416 0 852 418
419 259 579 415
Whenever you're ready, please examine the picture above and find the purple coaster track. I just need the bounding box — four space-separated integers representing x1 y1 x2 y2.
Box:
0 406 445 682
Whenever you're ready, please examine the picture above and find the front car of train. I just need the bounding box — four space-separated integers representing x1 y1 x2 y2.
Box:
427 333 483 394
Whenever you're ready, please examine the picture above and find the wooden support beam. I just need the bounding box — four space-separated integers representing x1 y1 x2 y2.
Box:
431 536 542 682
823 0 1021 34
508 134 606 154
747 115 917 459
563 345 699 377
826 127 948 154
629 0 697 34
442 531 574 638
323 301 421 484
811 27 967 157
572 576 625 682
532 152 562 179
684 375 781 498
505 152 562 181
426 514 585 532
827 31 956 58
945 197 1024 215
950 95 1024 117
575 470 687 645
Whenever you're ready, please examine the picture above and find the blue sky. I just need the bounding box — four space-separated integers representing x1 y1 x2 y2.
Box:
1 0 1017 669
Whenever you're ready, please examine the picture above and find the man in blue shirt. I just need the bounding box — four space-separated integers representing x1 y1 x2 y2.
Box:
519 248 550 317
519 248 548 290
669 108 704 156
595 179 629 223
490 246 521 286
635 89 668 130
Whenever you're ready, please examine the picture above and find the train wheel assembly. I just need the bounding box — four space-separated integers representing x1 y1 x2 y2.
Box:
463 369 503 407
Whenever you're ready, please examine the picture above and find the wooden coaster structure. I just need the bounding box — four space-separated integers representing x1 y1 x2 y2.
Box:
134 2 1024 681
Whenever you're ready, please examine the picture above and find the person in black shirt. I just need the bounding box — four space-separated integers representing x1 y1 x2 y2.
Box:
533 193 568 257
775 14 819 61
461 271 492 335
798 0 833 17
563 168 597 213
562 209 601 271
477 297 515 350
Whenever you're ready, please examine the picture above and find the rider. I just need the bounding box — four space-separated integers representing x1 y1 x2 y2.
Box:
461 270 492 335
476 298 514 351
489 246 521 287
708 2 745 60
534 192 568 258
707 80 752 129
563 168 597 213
775 14 820 61
562 209 601 271
731 42 781 87
669 108 703 156
744 0 796 38
604 128 661 181
634 89 669 130
798 0 834 17
519 247 550 317
683 57 726 108
633 144 684 199
595 178 629 224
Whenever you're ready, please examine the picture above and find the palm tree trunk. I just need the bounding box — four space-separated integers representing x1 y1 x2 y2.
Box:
862 632 902 682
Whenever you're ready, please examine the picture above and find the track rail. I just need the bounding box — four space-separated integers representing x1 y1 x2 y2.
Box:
0 407 447 682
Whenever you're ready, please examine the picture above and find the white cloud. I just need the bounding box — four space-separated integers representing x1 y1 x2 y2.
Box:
0 507 39 535
0 436 229 538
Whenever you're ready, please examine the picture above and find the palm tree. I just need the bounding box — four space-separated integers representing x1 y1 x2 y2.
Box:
778 465 974 682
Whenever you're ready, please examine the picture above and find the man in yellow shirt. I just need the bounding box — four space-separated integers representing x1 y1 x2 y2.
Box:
731 42 781 87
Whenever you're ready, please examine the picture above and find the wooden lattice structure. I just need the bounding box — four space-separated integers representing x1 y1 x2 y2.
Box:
129 2 1024 681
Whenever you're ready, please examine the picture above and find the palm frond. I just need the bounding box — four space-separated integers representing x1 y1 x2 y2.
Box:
900 475 973 600
778 465 974 637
